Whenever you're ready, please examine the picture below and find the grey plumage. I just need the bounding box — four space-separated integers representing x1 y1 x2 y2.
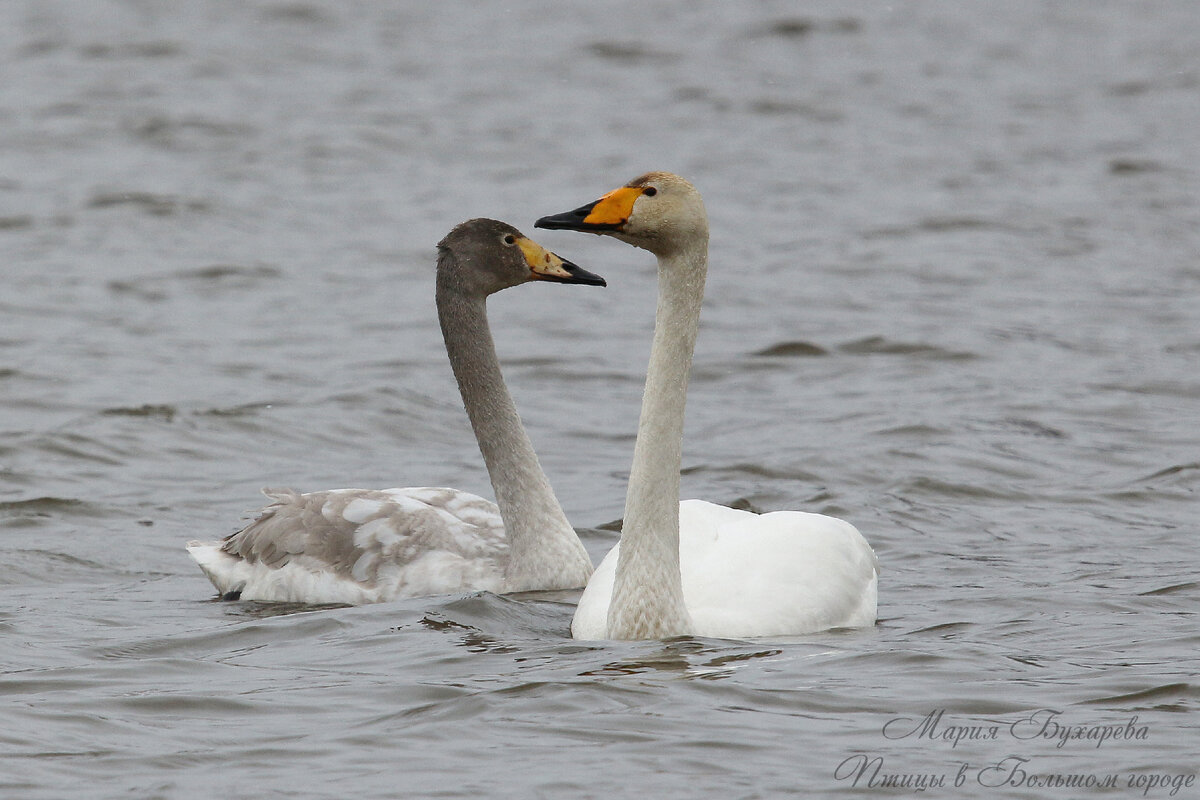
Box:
187 219 600 603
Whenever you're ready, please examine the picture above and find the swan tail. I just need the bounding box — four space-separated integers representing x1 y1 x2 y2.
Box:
185 540 248 599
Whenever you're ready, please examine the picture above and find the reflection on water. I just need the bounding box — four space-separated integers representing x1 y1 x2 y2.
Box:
580 641 788 680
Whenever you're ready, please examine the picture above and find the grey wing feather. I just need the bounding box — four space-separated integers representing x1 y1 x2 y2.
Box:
221 487 508 586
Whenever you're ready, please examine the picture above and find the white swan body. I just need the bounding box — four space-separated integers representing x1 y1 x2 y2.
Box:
187 220 603 603
570 500 878 639
537 173 878 640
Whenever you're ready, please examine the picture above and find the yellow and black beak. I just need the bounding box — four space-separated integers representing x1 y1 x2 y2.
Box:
535 185 641 233
518 236 606 286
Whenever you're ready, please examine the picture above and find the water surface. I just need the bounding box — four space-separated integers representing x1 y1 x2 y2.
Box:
1 2 1197 798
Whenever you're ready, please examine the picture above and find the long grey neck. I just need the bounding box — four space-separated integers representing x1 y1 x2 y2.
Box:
435 265 591 590
607 239 708 639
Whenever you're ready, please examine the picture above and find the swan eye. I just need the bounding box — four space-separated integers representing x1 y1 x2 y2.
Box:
501 234 517 246
642 186 658 196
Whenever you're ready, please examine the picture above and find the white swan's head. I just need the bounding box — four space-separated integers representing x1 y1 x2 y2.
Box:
437 218 606 295
536 172 708 257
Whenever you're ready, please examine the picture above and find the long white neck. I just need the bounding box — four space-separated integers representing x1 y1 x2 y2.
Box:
436 273 592 591
606 237 708 639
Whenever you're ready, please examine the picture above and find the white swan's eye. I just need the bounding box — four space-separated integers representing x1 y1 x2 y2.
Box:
501 233 517 246
642 186 658 196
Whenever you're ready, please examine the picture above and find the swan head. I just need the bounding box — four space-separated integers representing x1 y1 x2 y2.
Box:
437 218 606 295
535 172 708 257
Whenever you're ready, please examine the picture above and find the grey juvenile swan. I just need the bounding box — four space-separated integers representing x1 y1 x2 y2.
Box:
537 173 878 640
187 219 603 603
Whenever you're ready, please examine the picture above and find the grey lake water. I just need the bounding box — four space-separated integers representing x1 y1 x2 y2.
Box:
2 2 1198 798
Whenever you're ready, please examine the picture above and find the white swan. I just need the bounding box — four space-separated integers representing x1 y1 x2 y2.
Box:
536 173 878 639
186 219 603 604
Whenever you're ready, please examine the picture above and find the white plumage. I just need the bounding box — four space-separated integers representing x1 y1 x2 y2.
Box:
538 173 878 640
570 499 879 640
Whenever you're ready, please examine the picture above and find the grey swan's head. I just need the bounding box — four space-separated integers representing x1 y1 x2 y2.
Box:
437 218 606 296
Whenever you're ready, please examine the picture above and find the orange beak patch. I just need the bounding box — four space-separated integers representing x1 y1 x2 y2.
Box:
582 186 641 228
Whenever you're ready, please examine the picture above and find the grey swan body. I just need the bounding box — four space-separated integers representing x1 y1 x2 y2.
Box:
187 219 602 603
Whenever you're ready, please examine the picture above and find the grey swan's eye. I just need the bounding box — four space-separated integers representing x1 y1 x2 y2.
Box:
501 233 517 246
642 186 657 196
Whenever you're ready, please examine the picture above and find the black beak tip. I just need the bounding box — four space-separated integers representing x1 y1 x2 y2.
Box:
534 214 576 231
535 203 598 232
565 262 606 287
